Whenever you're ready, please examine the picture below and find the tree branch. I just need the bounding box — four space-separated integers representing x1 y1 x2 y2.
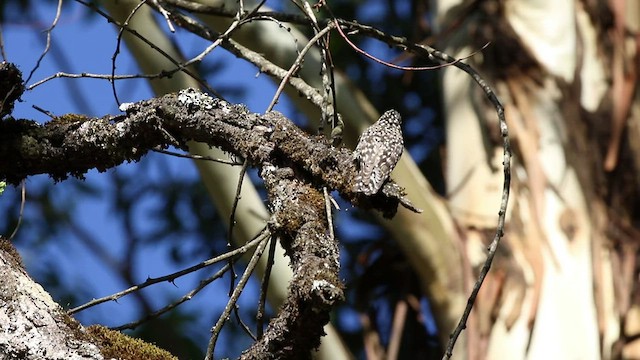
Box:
0 88 418 217
1 87 418 357
239 163 344 359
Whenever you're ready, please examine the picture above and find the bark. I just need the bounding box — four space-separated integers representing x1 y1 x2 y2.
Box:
0 89 415 215
241 163 343 359
97 7 304 356
436 0 640 358
0 237 178 360
1 87 419 358
0 238 104 360
159 2 469 342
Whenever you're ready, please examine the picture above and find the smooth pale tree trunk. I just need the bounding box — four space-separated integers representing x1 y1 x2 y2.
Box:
436 0 639 358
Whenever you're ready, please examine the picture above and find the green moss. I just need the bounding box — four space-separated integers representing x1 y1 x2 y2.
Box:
86 325 177 360
48 113 91 126
299 190 325 217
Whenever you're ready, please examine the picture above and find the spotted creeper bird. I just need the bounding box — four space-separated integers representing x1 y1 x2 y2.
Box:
353 109 404 195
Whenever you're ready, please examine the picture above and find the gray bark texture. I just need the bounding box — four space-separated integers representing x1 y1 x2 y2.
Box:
0 239 104 360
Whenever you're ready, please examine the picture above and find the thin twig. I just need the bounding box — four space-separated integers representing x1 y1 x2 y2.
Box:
75 0 218 99
68 228 269 314
151 147 243 165
228 159 249 247
227 160 253 339
323 187 335 243
7 180 26 242
266 23 334 112
256 236 277 339
113 264 231 331
150 0 176 32
165 8 324 108
25 0 63 84
233 305 258 341
158 0 302 105
226 159 248 301
29 71 172 90
335 19 487 71
205 234 270 360
440 55 511 360
296 0 337 133
110 0 148 105
31 105 55 118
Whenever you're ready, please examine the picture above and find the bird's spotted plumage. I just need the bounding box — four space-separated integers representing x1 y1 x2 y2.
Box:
353 110 403 195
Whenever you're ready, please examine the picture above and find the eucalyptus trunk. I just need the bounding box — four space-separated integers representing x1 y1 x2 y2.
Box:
436 1 639 358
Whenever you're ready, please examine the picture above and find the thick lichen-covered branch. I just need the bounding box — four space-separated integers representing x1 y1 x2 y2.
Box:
1 89 418 357
0 89 417 216
238 165 343 359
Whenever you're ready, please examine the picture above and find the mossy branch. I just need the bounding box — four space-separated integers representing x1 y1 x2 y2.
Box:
0 88 418 217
